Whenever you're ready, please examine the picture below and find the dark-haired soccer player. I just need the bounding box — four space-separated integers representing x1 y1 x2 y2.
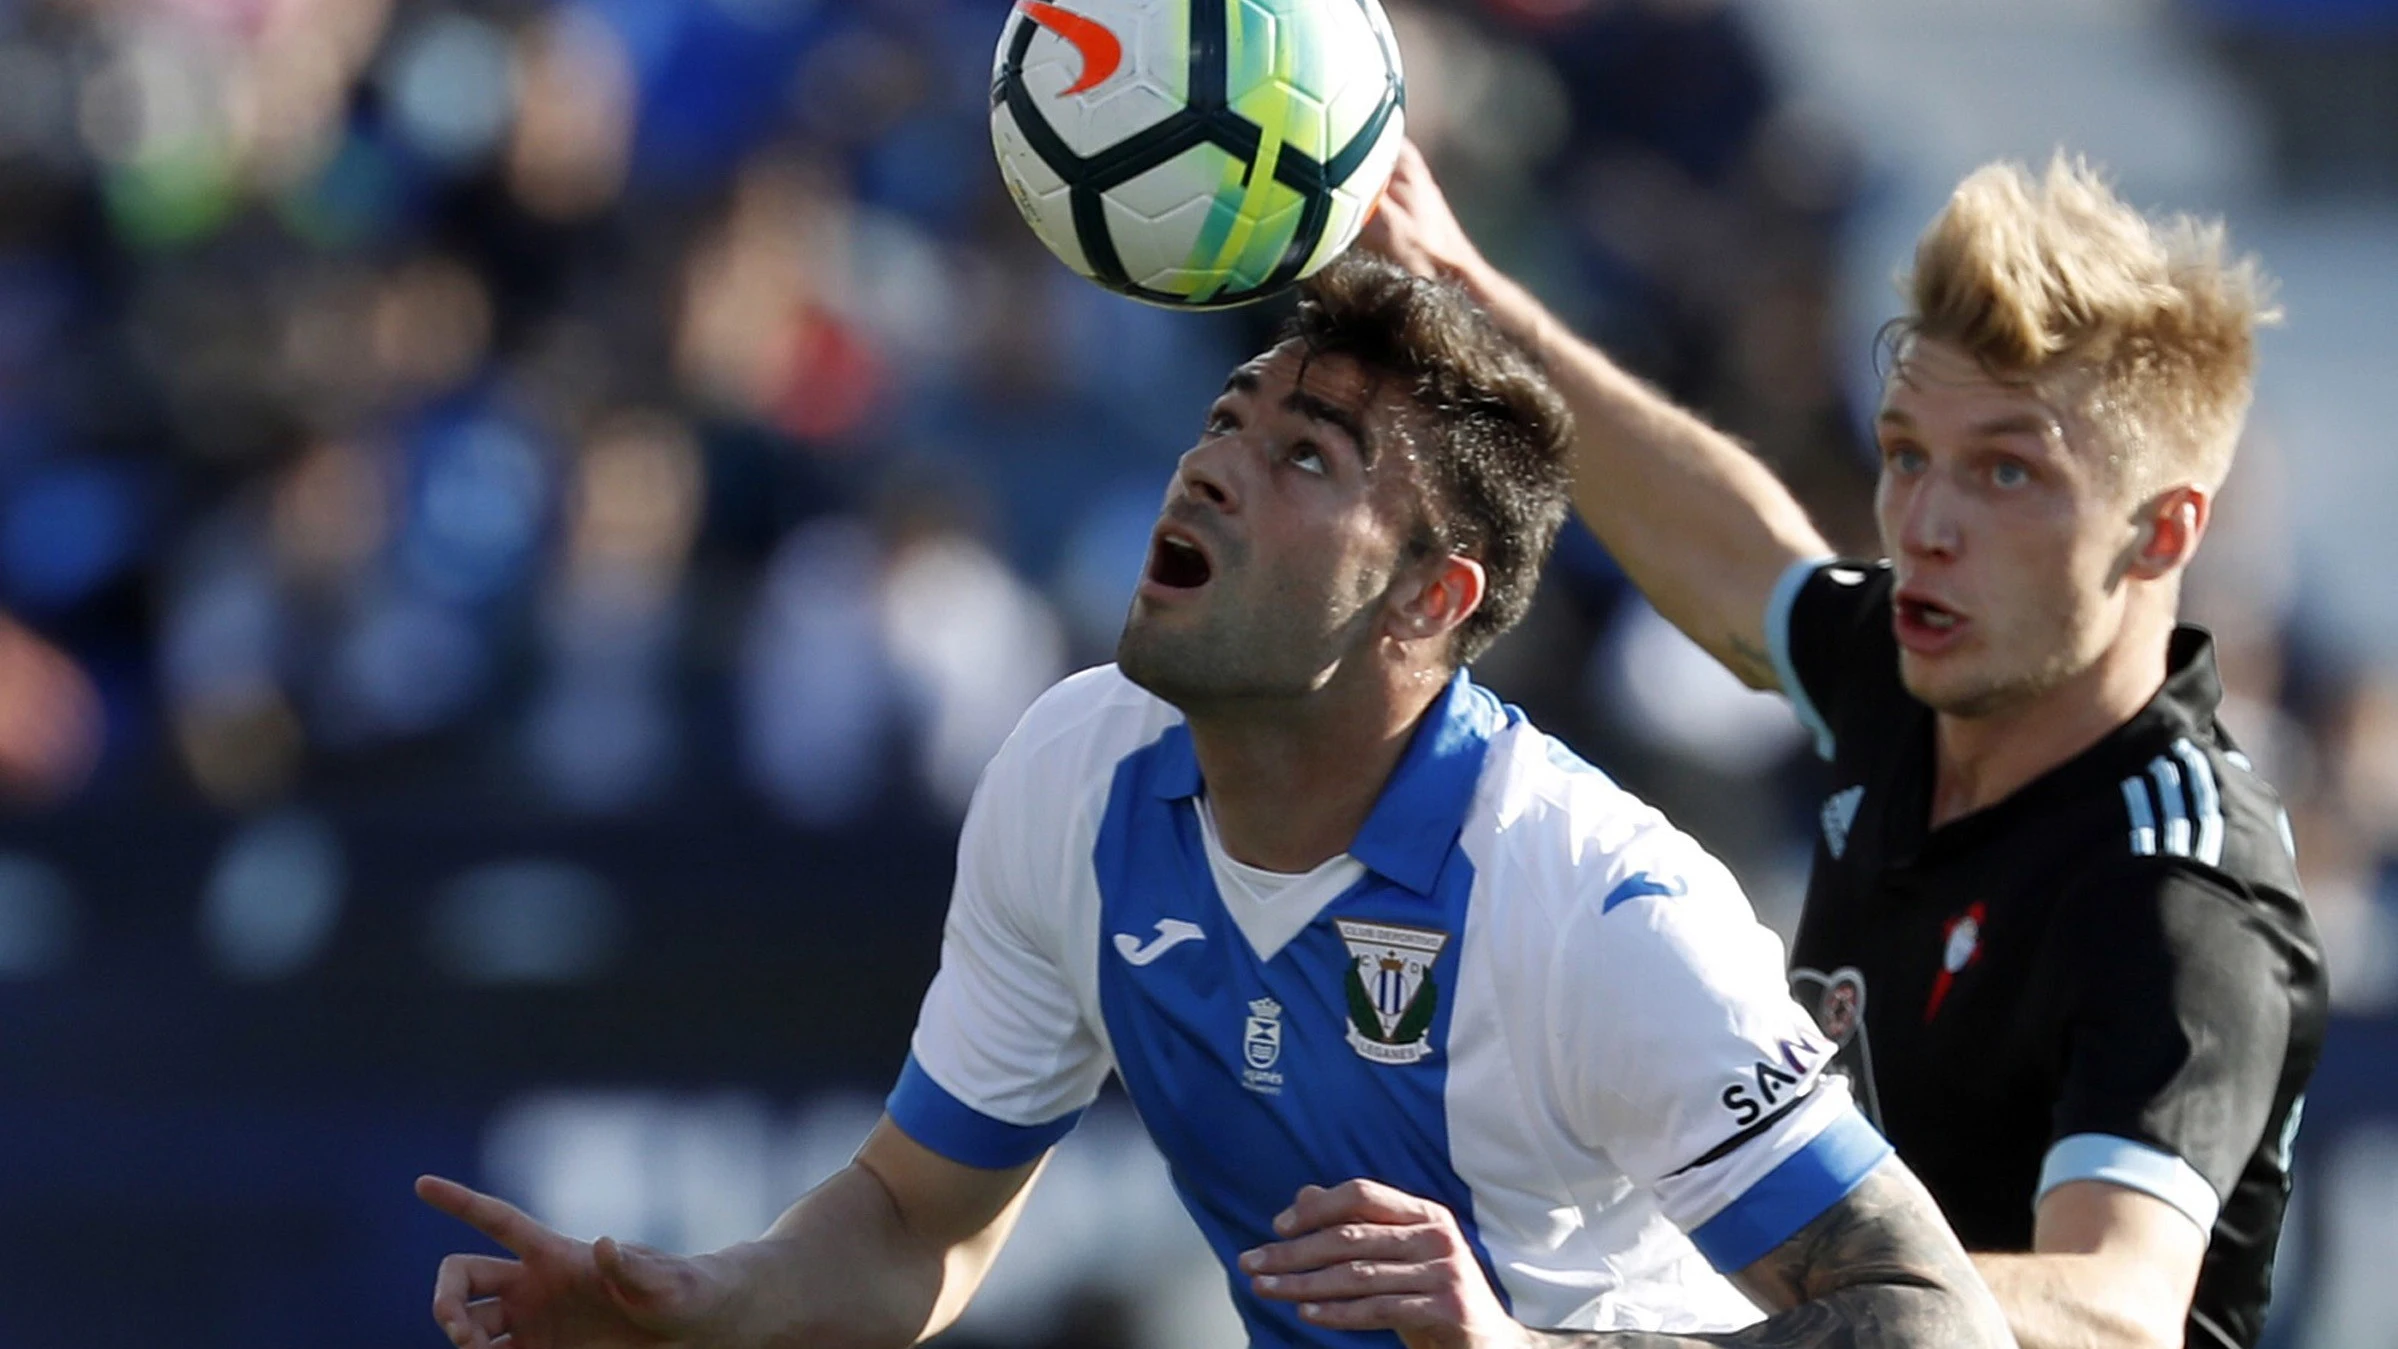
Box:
417 254 2010 1348
1363 142 2325 1349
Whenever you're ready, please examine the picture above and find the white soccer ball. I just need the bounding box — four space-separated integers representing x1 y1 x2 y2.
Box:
990 0 1406 309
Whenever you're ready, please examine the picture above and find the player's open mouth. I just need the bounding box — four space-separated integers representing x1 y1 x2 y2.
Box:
1900 599 1957 630
1894 592 1966 651
1146 533 1213 590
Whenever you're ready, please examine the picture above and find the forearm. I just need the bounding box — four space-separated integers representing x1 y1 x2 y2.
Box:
1511 1281 1996 1348
1509 1164 2013 1348
1555 1161 2011 1349
1974 1251 2183 1349
1454 259 1828 686
702 1163 981 1349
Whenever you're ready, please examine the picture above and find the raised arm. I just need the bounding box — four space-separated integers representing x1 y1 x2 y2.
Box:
420 1115 1042 1349
1362 139 1830 688
1241 1158 2011 1349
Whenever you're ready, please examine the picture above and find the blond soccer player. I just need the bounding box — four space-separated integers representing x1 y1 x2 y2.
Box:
1358 146 2325 1349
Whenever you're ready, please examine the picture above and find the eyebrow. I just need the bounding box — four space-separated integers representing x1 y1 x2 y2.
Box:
1220 368 1376 465
1875 407 2059 445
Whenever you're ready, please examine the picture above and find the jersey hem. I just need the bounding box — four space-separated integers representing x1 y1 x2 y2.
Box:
885 1052 1083 1169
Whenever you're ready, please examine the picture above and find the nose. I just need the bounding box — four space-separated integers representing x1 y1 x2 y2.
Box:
1172 436 1238 513
1893 472 1960 560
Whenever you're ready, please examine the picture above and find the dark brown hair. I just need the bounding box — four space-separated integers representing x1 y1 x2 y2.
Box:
1281 253 1574 665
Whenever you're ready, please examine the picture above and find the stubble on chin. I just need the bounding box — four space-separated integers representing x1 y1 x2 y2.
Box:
1900 645 2081 721
1115 609 1226 707
1113 617 1176 697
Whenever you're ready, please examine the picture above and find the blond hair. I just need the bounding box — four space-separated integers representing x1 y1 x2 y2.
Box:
1901 154 2278 494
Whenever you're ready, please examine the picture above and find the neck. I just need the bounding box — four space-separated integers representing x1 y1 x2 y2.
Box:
1185 667 1449 873
1930 613 2174 829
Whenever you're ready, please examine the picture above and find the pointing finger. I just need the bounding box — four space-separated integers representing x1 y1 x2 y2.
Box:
419 1175 551 1256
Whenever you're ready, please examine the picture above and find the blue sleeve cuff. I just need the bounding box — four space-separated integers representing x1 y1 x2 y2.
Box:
885 1053 1084 1169
2037 1133 2221 1235
1766 557 1836 761
1689 1107 1891 1272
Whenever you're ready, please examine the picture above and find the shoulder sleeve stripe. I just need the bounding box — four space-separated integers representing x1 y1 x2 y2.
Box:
1687 1107 1890 1273
1766 557 1837 762
2148 756 2193 858
886 1053 1083 1170
2037 1133 2220 1236
2170 739 2225 866
2120 776 2159 856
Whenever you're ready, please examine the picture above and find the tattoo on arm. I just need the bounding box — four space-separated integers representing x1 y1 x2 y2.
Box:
1529 1163 2011 1348
1725 634 1777 690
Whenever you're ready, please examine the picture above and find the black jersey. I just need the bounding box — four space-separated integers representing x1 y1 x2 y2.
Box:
1770 560 2326 1349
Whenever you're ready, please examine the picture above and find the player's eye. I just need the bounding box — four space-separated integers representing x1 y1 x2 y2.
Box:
1288 442 1327 475
1202 408 1238 437
1883 443 1927 476
1990 458 2031 489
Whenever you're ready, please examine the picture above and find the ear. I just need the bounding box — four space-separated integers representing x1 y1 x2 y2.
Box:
1388 553 1487 651
2126 484 2210 581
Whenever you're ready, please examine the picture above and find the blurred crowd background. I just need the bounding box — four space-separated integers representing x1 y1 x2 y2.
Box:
0 0 2391 1345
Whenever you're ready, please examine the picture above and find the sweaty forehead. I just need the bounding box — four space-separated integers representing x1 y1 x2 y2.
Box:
1879 339 2080 443
1233 342 1372 401
1230 343 1423 458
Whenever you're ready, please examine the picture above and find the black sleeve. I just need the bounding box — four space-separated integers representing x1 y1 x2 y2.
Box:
1765 558 1895 761
2049 862 2298 1206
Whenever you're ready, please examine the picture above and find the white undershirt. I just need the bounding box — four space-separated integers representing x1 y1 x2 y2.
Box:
1194 794 1368 961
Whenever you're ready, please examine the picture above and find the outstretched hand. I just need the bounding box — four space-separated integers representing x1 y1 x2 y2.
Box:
1240 1178 1531 1349
417 1174 740 1349
1357 140 1490 288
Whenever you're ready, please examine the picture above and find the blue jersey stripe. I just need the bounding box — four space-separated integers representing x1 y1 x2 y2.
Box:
1688 1107 1890 1272
886 1053 1083 1169
1093 680 1511 1345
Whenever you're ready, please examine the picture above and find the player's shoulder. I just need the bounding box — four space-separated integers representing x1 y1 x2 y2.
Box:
984 664 1184 799
1466 716 1804 1077
2085 728 2306 904
1468 718 1751 935
2053 764 2318 984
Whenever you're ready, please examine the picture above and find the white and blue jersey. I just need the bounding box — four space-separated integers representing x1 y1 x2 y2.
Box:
889 666 1889 1343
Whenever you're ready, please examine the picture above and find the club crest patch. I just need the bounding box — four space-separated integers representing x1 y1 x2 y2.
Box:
1334 919 1448 1064
1241 996 1285 1095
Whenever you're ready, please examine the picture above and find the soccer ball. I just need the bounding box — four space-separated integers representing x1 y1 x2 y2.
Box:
990 0 1406 309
